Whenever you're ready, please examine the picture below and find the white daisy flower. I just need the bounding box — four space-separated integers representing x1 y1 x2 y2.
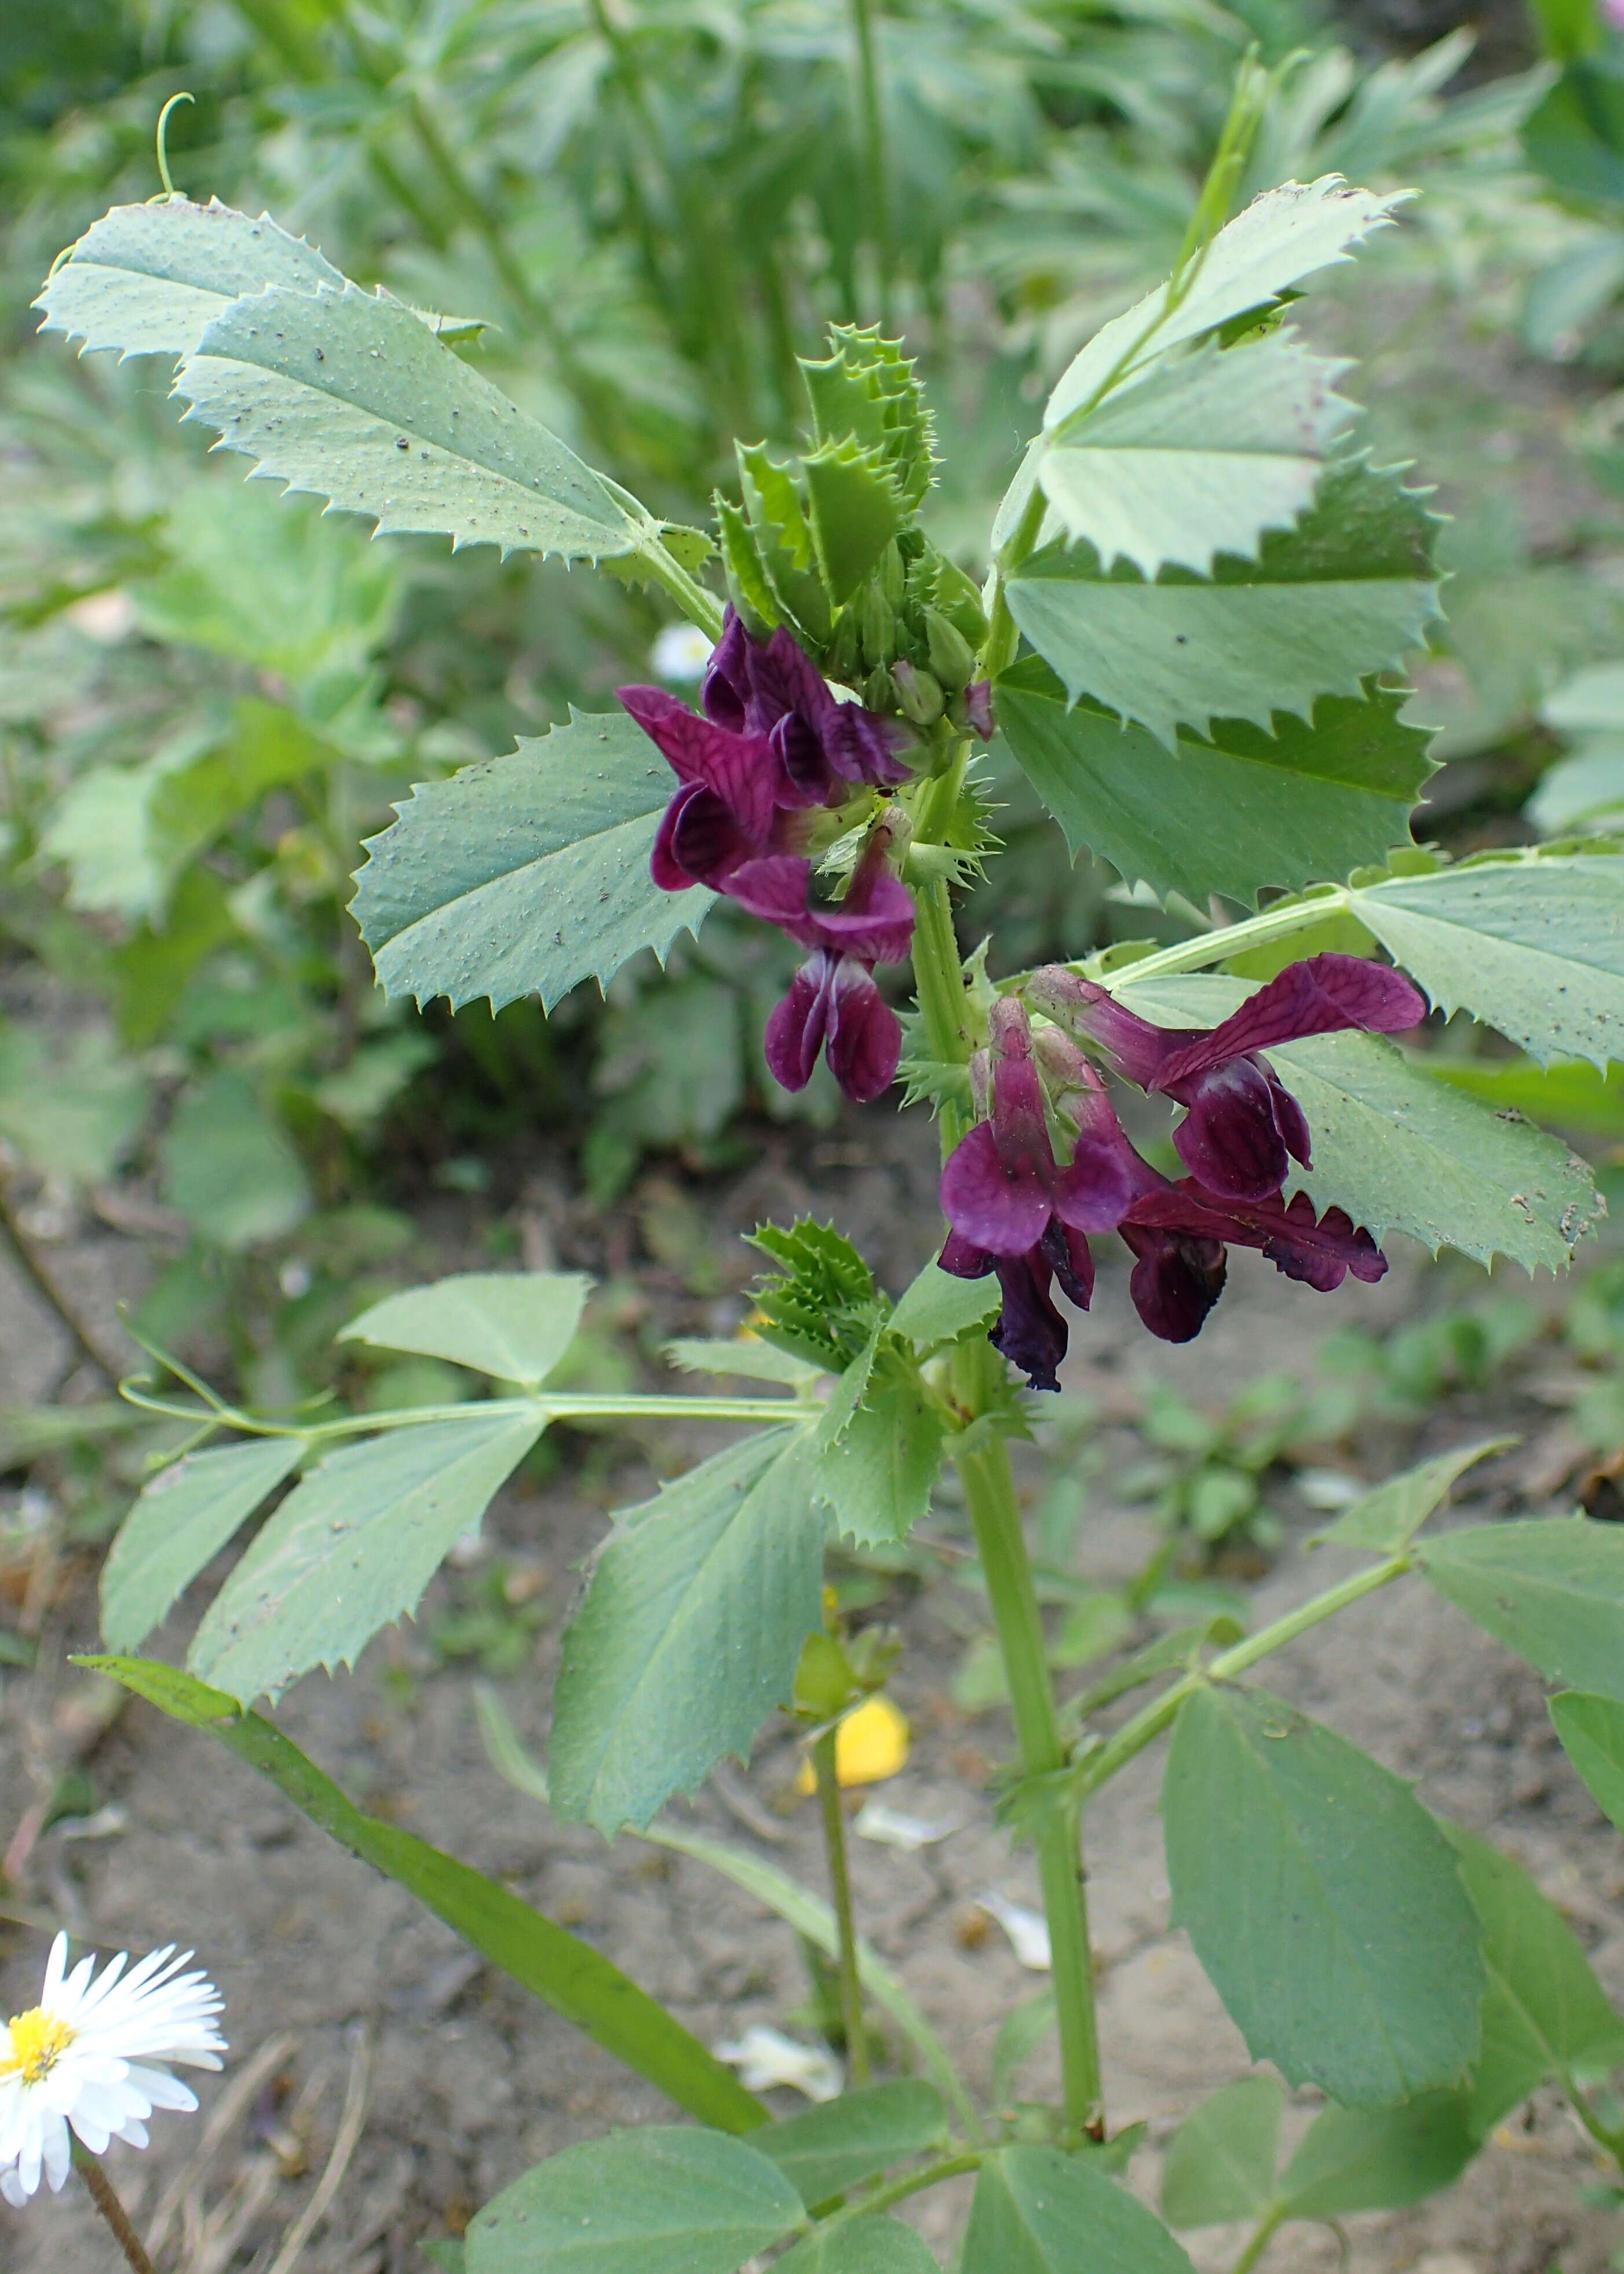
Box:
650 622 714 682
0 1934 225 2207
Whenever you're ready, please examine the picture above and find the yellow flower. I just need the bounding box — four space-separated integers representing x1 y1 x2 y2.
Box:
796 1695 910 1793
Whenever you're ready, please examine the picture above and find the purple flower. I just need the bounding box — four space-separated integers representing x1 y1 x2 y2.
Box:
728 838 916 1105
1029 954 1427 1204
1125 1181 1388 1295
616 684 785 890
936 1003 1142 1386
694 607 907 804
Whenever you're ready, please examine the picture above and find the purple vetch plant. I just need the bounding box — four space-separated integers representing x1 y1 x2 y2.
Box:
45 145 1624 2274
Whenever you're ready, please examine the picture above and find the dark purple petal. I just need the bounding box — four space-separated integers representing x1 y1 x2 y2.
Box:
1134 1180 1388 1293
770 711 840 807
1041 1217 1094 1311
989 1249 1070 1392
940 1122 1054 1255
651 781 752 890
964 680 995 739
1026 968 1184 1089
1265 1064 1313 1171
823 961 902 1103
1120 1225 1228 1342
702 609 751 731
727 855 818 932
1152 954 1428 1088
762 951 835 1093
939 1229 994 1279
808 872 915 965
1172 1056 1292 1203
617 685 782 846
821 702 911 789
749 625 832 735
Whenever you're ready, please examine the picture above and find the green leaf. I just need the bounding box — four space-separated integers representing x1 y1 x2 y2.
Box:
775 2218 941 2273
188 1412 545 1703
465 2127 803 2273
159 1069 311 1249
549 1429 823 1834
804 441 907 604
1550 1689 1624 1832
814 1344 943 1548
750 1220 881 1371
1441 1821 1624 2134
1006 458 1439 751
889 1262 1003 1351
801 326 936 512
1116 975 1601 1270
1160 2075 1282 2229
1527 746 1624 836
1312 1438 1513 1555
0 1023 148 1185
36 197 341 363
1039 334 1356 581
180 282 643 565
1524 57 1624 207
1341 852 1624 1071
352 710 711 1014
1276 2092 1478 2217
1416 1519 1624 1700
665 1338 822 1386
962 2146 1198 2274
1162 1686 1484 2105
997 662 1432 906
86 1656 765 2133
338 1272 592 1386
1043 179 1404 430
101 1437 308 1653
477 1681 979 2137
756 2083 948 2206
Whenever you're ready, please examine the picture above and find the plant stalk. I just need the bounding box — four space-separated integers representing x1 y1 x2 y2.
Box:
957 1422 1103 2138
1228 2206 1284 2274
846 0 893 326
0 1181 121 1384
74 2149 156 2274
1077 1551 1413 1800
813 1725 870 2085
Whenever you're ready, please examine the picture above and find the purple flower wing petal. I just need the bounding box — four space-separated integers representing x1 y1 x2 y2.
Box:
822 703 911 789
1041 1218 1095 1310
701 609 750 731
726 855 818 935
824 963 902 1103
1153 954 1428 1087
810 873 917 965
749 626 832 733
617 687 780 842
990 1250 1069 1392
770 712 839 806
1121 1225 1228 1342
763 955 834 1093
651 781 750 889
1265 1064 1313 1170
1027 969 1185 1089
940 1122 1056 1255
1050 1126 1145 1232
1172 1058 1291 1203
939 1229 994 1279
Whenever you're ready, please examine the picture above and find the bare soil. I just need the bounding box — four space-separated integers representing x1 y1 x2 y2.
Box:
2 1111 1622 2274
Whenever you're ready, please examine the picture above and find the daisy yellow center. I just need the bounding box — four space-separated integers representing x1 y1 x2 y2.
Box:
1 2007 75 2085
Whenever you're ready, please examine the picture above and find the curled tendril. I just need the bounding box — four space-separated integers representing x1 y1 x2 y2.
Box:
153 90 195 202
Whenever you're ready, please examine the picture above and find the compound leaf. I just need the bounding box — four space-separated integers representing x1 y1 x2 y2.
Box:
101 1437 308 1652
36 196 341 363
962 2147 1197 2274
549 1429 824 1834
997 660 1432 906
757 2082 948 2206
1039 333 1356 579
1160 2075 1283 2229
1006 458 1439 751
466 2128 803 2274
1416 1520 1624 1699
1276 2092 1477 2217
1550 1689 1624 1833
352 709 712 1013
188 1412 545 1703
338 1272 592 1386
1162 1686 1484 2105
179 282 642 564
1313 1437 1513 1555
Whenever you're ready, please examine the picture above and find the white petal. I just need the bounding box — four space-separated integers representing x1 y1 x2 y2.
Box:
40 1936 68 2003
41 2116 70 2193
977 1892 1052 1972
0 2165 26 2207
713 2025 842 2102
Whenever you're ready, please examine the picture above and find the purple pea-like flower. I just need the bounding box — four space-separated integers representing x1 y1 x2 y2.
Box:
1029 954 1428 1204
616 684 785 890
728 837 916 1105
698 607 908 803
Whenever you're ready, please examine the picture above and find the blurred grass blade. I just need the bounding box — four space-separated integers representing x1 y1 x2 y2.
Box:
85 1655 769 2134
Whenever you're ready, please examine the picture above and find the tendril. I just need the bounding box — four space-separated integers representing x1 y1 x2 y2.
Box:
154 92 195 202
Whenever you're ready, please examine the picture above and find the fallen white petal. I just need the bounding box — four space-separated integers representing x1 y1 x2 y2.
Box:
713 2025 843 2101
853 1799 961 1850
978 1893 1052 1971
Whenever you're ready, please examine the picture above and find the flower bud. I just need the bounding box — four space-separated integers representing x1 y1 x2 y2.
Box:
892 657 946 725
925 609 976 693
827 605 864 684
861 580 898 668
878 539 907 608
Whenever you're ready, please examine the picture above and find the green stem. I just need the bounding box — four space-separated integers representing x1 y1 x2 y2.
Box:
957 1423 1103 2138
911 882 975 1157
846 0 893 326
1557 2063 1624 2166
1077 1552 1412 1800
818 2151 984 2235
1228 2206 1284 2274
813 1725 870 2085
980 479 1048 687
638 542 727 641
118 1386 807 1439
